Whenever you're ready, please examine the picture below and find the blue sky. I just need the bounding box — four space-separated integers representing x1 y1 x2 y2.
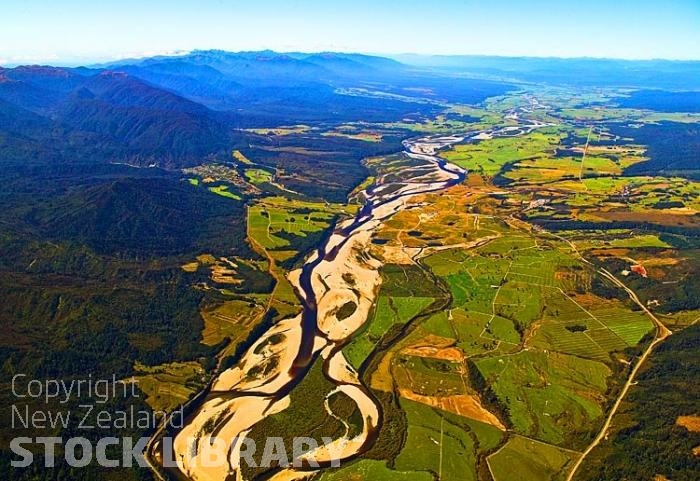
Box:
1 0 699 65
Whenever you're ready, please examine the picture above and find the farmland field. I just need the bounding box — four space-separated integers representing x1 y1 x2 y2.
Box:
488 435 579 481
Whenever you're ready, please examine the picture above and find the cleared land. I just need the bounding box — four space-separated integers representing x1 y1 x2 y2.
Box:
488 435 579 481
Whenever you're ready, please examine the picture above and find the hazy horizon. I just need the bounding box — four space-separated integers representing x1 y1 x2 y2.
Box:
2 0 700 66
3 48 700 69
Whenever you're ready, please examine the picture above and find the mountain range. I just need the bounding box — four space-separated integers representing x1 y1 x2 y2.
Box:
3 50 699 172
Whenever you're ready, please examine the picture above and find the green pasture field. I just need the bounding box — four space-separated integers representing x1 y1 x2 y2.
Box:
597 234 670 249
504 156 622 185
442 128 567 177
641 112 700 123
521 170 699 228
380 263 445 298
344 295 434 369
243 125 311 136
248 196 348 250
555 107 700 125
448 104 503 126
244 168 273 184
208 184 242 200
529 283 653 359
474 350 610 446
380 113 483 134
488 435 579 481
393 353 466 397
405 222 660 450
588 308 654 345
132 361 205 412
200 299 266 346
319 459 433 481
555 107 643 122
394 399 504 481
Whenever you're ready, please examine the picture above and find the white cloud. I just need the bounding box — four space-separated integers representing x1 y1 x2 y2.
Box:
107 49 189 61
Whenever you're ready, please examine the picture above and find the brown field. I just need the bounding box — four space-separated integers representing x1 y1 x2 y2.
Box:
466 173 489 187
642 257 683 267
210 264 244 284
243 125 311 136
370 350 396 392
375 244 416 264
597 210 700 227
587 248 631 258
375 182 505 251
676 415 700 432
181 261 199 272
399 389 506 430
401 334 464 362
322 131 383 142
